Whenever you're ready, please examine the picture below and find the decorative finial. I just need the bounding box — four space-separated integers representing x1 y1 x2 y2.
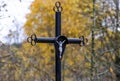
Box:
53 1 63 12
27 34 37 46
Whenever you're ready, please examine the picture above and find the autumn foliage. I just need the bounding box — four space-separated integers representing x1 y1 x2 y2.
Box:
0 0 120 81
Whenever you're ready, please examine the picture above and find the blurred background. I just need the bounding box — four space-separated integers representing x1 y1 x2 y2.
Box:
0 0 120 81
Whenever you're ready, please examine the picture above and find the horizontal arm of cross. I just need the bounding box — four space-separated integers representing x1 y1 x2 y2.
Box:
34 37 83 44
35 37 55 43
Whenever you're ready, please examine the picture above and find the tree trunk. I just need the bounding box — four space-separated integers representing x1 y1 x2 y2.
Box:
113 0 120 80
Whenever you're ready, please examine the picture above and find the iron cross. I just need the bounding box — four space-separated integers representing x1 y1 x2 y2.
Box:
27 2 86 81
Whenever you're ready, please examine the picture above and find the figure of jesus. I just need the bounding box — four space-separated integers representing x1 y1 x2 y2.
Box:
56 40 66 59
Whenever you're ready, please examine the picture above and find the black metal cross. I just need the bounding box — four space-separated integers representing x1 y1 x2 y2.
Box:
27 2 86 81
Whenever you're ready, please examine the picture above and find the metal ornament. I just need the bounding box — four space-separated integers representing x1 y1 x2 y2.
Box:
55 36 68 59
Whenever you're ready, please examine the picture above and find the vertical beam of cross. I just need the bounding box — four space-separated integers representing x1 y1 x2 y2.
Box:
27 1 86 81
54 2 62 81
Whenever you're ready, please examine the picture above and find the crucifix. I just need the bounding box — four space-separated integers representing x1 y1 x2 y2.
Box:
27 2 86 81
